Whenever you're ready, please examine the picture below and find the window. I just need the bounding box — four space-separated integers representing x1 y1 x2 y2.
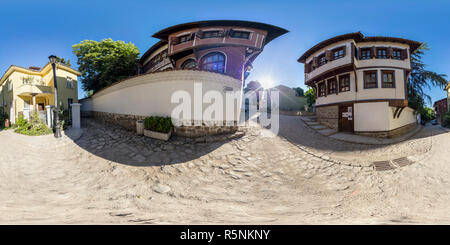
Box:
339 74 350 92
201 52 225 73
381 70 395 88
393 49 402 60
181 59 197 69
230 31 250 39
150 50 168 66
8 80 13 91
318 82 326 97
318 54 327 66
363 70 378 88
327 78 337 94
202 31 221 39
24 100 30 109
161 50 167 59
66 77 74 88
360 48 371 60
332 47 345 60
178 34 192 43
377 48 387 59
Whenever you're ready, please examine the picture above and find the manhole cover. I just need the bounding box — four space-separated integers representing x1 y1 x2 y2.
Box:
372 160 395 171
392 157 414 167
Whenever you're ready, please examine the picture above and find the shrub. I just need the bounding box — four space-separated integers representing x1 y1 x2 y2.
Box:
443 112 450 128
0 107 9 128
14 113 52 136
144 116 173 134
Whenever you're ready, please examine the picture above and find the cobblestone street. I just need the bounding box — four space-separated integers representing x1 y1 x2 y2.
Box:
1 116 450 224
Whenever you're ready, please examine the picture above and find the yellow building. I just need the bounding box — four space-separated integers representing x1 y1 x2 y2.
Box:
0 62 81 124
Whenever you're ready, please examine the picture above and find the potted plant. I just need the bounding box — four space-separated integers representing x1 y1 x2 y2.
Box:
143 116 173 141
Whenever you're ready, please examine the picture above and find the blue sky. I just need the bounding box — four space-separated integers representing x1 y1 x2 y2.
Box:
1 0 449 105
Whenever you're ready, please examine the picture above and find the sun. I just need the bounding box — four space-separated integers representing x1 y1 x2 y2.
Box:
259 76 274 89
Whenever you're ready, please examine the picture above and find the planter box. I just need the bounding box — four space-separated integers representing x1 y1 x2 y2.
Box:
144 129 172 141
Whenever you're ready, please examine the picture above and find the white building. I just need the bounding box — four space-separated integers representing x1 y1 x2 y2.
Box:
298 32 421 138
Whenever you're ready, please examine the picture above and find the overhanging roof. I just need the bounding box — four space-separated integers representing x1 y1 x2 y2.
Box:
298 32 422 63
0 62 81 86
152 20 288 45
139 40 168 64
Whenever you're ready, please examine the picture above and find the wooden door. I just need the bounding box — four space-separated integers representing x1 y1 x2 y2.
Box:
339 104 354 132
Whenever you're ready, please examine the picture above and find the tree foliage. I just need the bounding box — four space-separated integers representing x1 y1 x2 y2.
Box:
293 87 304 97
72 38 140 93
244 81 263 94
55 57 71 67
305 87 316 107
408 43 447 114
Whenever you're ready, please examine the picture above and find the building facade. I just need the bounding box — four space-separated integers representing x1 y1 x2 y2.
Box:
81 20 287 137
0 62 80 124
434 98 448 124
298 32 421 138
138 20 288 82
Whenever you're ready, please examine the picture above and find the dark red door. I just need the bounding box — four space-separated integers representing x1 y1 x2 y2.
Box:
339 104 354 132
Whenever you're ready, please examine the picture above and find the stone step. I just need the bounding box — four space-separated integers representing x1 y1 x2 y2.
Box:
310 125 327 130
301 116 317 122
317 128 338 136
305 121 320 126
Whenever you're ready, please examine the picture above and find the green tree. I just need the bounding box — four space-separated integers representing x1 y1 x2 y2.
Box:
420 107 436 121
304 87 315 107
55 57 71 67
408 43 447 115
293 87 304 96
244 81 263 94
72 38 140 93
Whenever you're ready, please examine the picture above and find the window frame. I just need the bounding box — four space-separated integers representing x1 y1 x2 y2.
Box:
178 34 192 44
318 53 327 66
339 74 351 92
66 77 74 89
363 70 378 89
181 58 197 70
201 30 221 39
376 47 388 59
318 82 326 97
332 46 345 60
200 52 226 73
230 30 251 39
381 70 396 88
327 78 337 94
392 48 402 60
360 48 371 60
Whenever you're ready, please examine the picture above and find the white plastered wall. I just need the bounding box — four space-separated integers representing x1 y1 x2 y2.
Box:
91 70 242 124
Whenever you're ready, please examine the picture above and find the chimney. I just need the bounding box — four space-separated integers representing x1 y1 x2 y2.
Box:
29 66 41 71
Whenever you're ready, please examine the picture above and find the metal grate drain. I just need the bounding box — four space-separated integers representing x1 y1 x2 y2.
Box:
372 160 395 171
392 157 414 167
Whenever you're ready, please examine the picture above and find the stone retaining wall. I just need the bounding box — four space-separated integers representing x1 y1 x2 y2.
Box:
316 105 338 130
356 122 417 138
92 111 238 138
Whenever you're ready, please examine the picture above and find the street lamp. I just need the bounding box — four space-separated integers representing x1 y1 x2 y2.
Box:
49 55 61 138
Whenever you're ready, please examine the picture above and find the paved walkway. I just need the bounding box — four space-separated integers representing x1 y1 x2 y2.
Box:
1 117 449 224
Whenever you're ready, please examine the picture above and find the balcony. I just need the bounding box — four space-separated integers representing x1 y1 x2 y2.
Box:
17 83 52 96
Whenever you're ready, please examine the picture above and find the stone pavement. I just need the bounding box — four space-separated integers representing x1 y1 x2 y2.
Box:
1 116 449 224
